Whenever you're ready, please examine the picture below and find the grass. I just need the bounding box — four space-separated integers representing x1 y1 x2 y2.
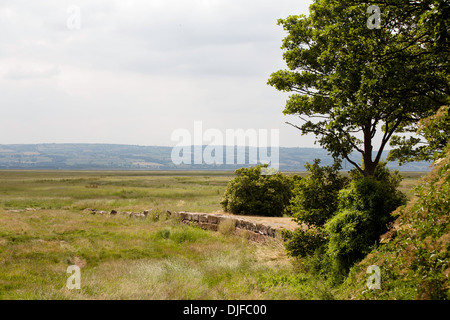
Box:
0 170 425 299
0 208 333 299
0 170 233 213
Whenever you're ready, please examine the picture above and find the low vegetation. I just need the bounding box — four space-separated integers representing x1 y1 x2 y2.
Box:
0 168 436 299
0 170 333 300
1 209 322 299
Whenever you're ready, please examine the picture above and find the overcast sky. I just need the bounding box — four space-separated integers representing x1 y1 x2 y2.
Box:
0 0 315 147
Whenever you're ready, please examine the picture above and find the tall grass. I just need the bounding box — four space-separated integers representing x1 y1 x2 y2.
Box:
0 170 233 213
0 208 338 299
0 170 424 299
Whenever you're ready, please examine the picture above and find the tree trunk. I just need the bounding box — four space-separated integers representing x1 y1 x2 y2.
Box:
363 124 377 177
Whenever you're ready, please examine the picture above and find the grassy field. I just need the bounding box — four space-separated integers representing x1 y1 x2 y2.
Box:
0 170 426 299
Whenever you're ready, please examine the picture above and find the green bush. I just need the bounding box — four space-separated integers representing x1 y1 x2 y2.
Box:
289 159 348 228
325 209 375 272
282 227 327 258
341 148 450 300
283 161 408 283
220 164 295 217
325 163 408 274
283 159 347 261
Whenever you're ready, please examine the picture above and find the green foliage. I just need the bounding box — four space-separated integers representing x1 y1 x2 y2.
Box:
155 227 171 240
326 209 376 272
343 163 407 236
284 160 408 284
220 164 295 217
325 163 407 273
289 159 348 227
282 228 327 258
342 147 450 300
389 105 450 164
267 0 449 176
284 159 347 267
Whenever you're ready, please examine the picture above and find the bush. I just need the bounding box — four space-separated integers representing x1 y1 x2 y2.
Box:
220 164 295 217
283 160 408 283
325 163 408 274
341 147 450 299
325 209 375 272
282 227 327 258
283 159 347 258
289 159 348 228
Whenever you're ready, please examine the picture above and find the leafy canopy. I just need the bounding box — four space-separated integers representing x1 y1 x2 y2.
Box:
220 164 295 217
268 0 449 176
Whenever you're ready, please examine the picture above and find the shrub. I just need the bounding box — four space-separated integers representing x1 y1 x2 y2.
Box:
220 164 295 217
325 209 375 272
283 160 408 283
289 159 348 228
325 163 408 274
341 147 450 299
283 159 347 258
155 227 171 240
282 227 327 258
342 163 407 237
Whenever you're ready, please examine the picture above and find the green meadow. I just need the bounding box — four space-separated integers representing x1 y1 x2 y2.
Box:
0 170 425 299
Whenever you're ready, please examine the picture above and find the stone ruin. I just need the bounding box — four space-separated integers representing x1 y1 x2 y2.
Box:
84 208 285 242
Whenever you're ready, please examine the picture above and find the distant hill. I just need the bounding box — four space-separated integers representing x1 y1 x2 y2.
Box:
0 143 431 171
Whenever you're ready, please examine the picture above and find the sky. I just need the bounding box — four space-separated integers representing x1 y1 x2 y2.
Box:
0 0 315 147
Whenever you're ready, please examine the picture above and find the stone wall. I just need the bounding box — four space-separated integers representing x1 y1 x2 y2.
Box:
85 208 285 242
169 211 283 242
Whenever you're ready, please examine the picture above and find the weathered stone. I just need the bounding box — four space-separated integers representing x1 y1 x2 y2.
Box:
207 215 219 224
247 231 265 242
178 212 188 221
240 220 249 230
191 214 199 222
199 223 218 231
199 214 208 223
256 223 263 231
258 224 268 235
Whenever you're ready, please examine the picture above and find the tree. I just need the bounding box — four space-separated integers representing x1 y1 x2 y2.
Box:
267 0 449 176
